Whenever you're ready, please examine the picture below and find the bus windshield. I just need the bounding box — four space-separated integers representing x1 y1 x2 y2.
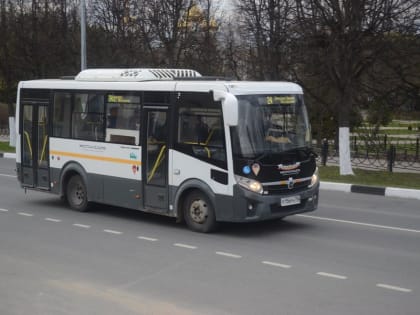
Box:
231 94 311 159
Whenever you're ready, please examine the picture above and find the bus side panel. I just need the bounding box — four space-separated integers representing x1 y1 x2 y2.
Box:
169 150 234 221
49 138 142 209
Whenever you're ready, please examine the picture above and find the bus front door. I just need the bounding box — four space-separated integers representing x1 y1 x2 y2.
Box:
21 104 50 190
142 108 168 212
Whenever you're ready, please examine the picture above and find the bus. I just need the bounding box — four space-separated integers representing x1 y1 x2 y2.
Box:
15 68 319 232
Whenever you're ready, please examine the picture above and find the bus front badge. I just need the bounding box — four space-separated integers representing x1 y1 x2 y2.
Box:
288 177 294 190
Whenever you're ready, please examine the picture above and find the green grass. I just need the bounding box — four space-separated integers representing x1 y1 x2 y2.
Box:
0 142 15 153
376 129 420 135
319 166 420 190
387 120 420 128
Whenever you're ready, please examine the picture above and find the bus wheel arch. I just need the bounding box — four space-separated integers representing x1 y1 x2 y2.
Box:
175 181 218 233
60 163 90 212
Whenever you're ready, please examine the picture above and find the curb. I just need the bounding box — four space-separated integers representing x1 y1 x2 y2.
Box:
0 152 16 159
0 153 419 201
320 181 420 201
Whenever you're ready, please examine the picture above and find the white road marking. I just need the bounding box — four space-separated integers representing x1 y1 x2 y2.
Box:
173 243 197 250
0 208 9 212
73 223 91 229
104 229 122 235
376 283 412 293
216 251 242 259
0 173 16 178
18 212 33 217
297 214 420 234
45 218 61 222
138 236 158 242
316 272 348 280
262 261 291 269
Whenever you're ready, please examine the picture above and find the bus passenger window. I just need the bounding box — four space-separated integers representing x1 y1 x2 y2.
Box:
177 107 226 166
105 94 140 145
52 93 71 138
72 93 105 141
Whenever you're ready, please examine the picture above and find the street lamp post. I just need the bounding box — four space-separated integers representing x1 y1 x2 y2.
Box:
80 0 87 70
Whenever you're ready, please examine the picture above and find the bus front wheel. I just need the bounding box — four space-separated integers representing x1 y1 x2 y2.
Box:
184 190 217 233
66 175 90 212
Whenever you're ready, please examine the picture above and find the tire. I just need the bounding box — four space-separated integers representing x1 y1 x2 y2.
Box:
184 190 218 233
66 175 90 212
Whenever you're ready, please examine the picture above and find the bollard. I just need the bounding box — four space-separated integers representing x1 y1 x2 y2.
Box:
321 138 329 166
416 138 419 161
384 134 387 150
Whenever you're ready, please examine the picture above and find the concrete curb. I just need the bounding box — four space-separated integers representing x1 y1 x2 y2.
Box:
321 181 420 201
0 153 419 200
0 152 16 159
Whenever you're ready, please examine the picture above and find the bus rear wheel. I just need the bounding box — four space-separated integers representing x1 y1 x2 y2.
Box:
184 190 217 233
66 175 90 212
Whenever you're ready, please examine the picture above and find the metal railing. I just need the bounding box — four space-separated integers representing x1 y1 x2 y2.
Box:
316 136 420 172
0 128 10 136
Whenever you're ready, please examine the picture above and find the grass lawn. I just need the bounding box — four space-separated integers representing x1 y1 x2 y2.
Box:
0 142 15 153
319 166 420 190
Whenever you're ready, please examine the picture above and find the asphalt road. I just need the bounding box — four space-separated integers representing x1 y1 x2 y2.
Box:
0 158 419 315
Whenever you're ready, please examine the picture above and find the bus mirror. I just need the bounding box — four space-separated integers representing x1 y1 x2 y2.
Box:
213 91 238 126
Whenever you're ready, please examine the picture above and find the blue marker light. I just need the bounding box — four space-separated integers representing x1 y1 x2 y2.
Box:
243 165 251 175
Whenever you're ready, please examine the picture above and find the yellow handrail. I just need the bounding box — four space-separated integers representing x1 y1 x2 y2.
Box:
40 135 48 162
24 131 33 158
147 145 166 183
204 128 214 145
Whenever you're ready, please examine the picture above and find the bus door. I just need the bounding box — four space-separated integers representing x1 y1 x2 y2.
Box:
142 107 169 211
21 103 50 189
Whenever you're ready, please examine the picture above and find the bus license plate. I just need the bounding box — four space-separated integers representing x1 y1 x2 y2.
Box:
281 195 301 207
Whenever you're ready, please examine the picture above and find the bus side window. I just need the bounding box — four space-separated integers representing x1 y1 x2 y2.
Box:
105 94 140 145
72 93 105 141
176 106 226 166
52 93 71 138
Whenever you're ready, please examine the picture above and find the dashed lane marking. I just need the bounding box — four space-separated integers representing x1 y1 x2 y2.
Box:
103 229 123 235
316 272 348 280
3 206 414 294
73 223 91 229
376 283 412 293
138 236 158 242
18 212 33 217
216 251 242 259
0 173 16 178
45 218 61 223
173 243 197 250
262 261 292 269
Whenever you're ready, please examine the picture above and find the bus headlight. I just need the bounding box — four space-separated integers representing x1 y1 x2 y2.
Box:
309 167 319 188
235 175 263 194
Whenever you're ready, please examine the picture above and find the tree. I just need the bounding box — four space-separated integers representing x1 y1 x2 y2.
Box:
234 0 297 80
295 0 420 175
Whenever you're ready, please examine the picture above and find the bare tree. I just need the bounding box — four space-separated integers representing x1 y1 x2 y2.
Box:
295 0 420 174
235 0 297 80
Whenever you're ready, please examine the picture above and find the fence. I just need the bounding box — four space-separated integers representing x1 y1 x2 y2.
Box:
316 136 420 172
0 128 10 137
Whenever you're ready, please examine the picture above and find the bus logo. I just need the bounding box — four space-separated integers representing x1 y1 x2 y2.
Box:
287 177 294 189
278 162 300 176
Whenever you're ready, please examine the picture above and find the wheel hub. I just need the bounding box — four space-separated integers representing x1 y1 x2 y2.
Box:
189 199 208 223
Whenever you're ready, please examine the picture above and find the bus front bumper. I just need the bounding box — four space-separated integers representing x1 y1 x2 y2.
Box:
226 183 319 222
